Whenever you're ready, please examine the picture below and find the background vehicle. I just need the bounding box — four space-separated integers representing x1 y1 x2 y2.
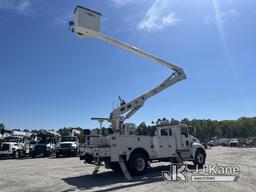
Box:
208 138 229 147
0 136 31 159
31 130 59 158
228 138 239 147
56 136 79 157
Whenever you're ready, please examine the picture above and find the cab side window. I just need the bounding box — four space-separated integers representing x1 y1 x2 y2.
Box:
161 129 168 136
181 127 188 137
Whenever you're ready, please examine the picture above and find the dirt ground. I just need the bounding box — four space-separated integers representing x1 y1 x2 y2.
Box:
0 147 256 192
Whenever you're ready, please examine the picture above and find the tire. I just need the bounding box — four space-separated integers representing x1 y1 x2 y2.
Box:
73 149 77 157
13 150 20 159
31 152 36 158
193 149 206 168
56 153 60 158
44 151 51 157
128 152 148 176
110 162 122 172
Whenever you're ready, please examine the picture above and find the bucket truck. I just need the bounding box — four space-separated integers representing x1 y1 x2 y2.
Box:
69 6 206 181
31 130 59 158
0 131 32 159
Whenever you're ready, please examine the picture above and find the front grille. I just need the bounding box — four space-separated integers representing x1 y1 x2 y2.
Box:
60 144 72 148
2 144 9 151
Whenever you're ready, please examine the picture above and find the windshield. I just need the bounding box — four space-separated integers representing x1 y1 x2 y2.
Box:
37 136 52 144
61 137 76 142
3 137 20 143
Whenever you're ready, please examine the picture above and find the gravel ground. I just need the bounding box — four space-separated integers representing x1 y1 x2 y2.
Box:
0 147 256 192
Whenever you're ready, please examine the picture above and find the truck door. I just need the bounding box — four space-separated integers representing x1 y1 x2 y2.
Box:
156 128 176 158
180 126 190 149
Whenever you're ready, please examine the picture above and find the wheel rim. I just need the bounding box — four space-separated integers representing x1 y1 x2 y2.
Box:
197 153 204 164
15 151 19 158
135 158 145 172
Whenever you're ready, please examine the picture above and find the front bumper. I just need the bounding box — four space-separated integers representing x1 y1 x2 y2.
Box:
56 148 76 155
32 146 51 156
0 150 12 156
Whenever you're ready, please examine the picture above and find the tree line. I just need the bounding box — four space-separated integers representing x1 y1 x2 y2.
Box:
137 117 256 140
1 116 256 140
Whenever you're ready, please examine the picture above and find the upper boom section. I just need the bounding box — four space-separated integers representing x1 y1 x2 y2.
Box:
70 6 186 131
71 6 185 75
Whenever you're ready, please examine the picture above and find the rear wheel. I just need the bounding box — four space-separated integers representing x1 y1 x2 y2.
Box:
110 162 122 172
128 152 148 176
193 149 206 168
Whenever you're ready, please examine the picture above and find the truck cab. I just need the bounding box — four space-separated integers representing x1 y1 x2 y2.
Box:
0 136 31 159
155 123 203 163
56 136 79 157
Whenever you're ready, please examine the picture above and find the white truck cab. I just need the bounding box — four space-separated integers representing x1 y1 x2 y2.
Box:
0 136 31 159
56 136 79 157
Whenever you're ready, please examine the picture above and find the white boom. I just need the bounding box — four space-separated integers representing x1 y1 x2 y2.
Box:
70 6 186 132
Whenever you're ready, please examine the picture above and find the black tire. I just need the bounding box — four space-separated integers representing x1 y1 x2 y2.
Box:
13 150 20 159
44 151 51 157
128 152 148 176
73 149 77 157
110 162 122 172
31 152 36 158
170 157 179 163
56 153 60 158
193 149 206 168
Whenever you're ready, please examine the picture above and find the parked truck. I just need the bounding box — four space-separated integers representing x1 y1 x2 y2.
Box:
69 6 206 180
31 130 59 158
0 135 31 159
56 136 79 157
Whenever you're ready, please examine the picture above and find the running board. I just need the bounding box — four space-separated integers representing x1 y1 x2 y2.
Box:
119 156 132 181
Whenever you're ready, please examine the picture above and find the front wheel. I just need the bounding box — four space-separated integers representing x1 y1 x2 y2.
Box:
44 151 51 157
73 149 78 157
193 149 206 168
128 153 148 176
13 150 20 159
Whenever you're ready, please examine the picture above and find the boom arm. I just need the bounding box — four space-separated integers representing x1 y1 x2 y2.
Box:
70 6 186 132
